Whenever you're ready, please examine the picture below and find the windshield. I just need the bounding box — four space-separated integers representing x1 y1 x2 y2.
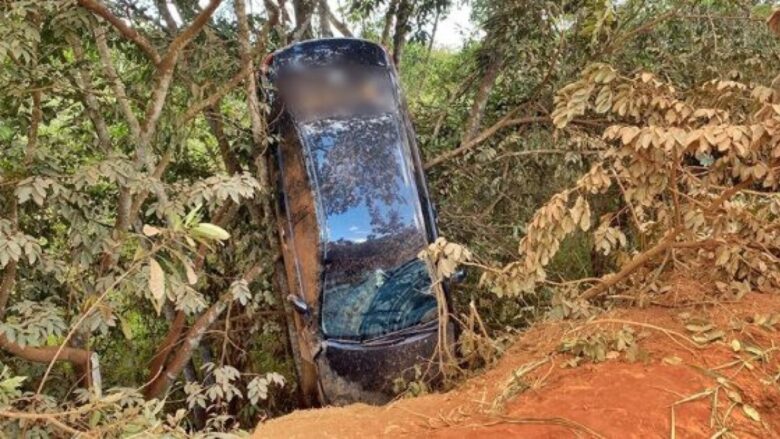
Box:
299 112 437 340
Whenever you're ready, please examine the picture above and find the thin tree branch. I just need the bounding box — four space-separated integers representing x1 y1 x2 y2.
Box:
0 334 92 368
146 200 237 389
93 24 141 141
326 4 353 37
425 116 549 169
68 34 111 151
489 148 602 163
603 4 686 55
36 254 154 393
0 410 92 437
462 53 503 144
580 178 755 301
180 2 280 124
205 106 242 174
77 0 162 65
144 263 264 399
24 91 42 166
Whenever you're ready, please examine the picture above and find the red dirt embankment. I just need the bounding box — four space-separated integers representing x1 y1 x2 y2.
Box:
256 289 780 438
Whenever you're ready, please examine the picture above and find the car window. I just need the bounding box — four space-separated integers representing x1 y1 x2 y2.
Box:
299 112 437 340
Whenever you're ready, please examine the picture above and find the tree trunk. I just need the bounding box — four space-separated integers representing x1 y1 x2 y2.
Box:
462 54 503 143
318 0 332 37
326 5 352 37
292 0 315 41
392 0 413 65
381 0 399 46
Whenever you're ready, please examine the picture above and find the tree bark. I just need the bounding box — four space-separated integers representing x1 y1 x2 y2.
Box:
391 0 413 65
318 0 332 37
381 0 399 46
78 0 162 65
0 334 92 368
292 0 315 41
462 53 503 144
326 5 352 37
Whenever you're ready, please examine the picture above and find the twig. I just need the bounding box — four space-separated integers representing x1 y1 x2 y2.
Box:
36 254 153 394
572 318 700 356
475 415 606 439
77 0 162 64
0 410 94 437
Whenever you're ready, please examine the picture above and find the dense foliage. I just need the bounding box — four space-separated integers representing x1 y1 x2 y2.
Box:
0 0 779 436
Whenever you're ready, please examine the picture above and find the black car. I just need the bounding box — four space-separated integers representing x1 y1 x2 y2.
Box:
264 38 450 406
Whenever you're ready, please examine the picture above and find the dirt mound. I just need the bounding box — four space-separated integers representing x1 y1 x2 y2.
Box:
255 291 780 438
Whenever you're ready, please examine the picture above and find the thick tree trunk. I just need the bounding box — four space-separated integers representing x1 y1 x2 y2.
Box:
318 0 332 37
391 0 413 65
462 54 503 143
292 0 315 41
381 0 399 46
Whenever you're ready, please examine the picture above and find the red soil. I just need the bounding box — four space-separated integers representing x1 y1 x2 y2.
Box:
255 290 780 438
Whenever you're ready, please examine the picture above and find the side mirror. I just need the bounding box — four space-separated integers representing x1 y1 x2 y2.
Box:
288 294 310 315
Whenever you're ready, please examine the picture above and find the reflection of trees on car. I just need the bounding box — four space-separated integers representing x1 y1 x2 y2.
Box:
321 229 436 340
301 114 411 236
324 226 424 286
369 206 405 236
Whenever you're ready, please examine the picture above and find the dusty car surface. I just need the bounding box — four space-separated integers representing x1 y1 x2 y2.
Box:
264 38 449 406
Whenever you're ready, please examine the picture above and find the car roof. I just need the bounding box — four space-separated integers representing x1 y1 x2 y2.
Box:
263 38 391 81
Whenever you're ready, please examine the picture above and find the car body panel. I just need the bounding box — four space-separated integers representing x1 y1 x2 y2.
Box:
265 38 448 405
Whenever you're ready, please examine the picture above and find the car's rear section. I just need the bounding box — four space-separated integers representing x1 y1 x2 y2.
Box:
264 38 449 405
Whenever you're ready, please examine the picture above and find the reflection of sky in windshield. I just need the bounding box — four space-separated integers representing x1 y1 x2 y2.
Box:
321 180 419 243
301 114 425 245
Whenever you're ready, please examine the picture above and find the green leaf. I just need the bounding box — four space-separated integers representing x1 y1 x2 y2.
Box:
89 410 102 427
119 316 133 340
184 204 203 227
191 223 231 241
